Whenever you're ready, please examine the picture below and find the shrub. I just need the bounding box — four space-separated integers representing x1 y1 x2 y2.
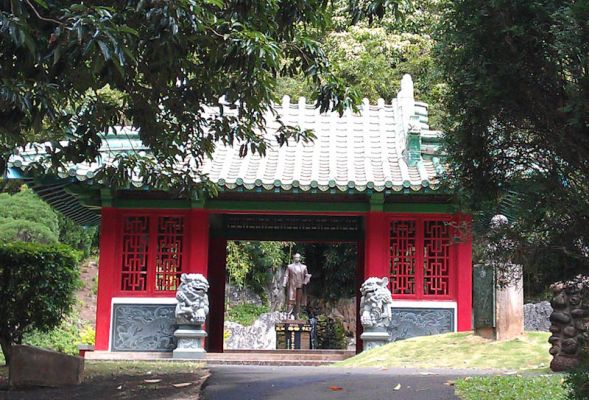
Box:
565 348 589 400
0 217 58 244
0 242 80 365
316 315 346 349
225 303 270 326
57 214 98 258
24 316 82 355
79 325 96 346
0 188 59 243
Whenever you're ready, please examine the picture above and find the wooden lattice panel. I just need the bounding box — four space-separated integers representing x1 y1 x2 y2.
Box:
389 220 417 295
155 216 185 291
120 216 150 291
423 220 451 296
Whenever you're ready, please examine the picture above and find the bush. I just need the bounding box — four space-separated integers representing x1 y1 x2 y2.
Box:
0 188 59 243
57 214 98 258
0 217 58 244
22 316 95 355
225 303 270 326
0 242 80 365
565 349 589 400
316 315 346 349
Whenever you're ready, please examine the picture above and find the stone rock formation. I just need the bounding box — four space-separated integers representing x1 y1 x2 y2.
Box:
548 275 589 372
524 301 552 332
224 311 286 350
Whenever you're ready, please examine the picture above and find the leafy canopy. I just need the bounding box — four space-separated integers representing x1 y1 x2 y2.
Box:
1 0 359 192
435 0 589 284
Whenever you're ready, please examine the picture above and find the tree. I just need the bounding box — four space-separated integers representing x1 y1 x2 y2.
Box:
275 1 444 125
1 0 359 192
0 187 59 244
435 0 589 291
57 214 98 258
226 241 291 298
0 242 79 365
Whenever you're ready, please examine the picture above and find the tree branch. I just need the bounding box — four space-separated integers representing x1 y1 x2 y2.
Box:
25 0 62 25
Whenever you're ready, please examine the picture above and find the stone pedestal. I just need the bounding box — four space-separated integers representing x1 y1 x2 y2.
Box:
360 328 389 351
173 324 207 359
275 320 311 350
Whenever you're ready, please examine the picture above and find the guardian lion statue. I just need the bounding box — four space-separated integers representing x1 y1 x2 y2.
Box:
360 277 393 329
175 273 210 325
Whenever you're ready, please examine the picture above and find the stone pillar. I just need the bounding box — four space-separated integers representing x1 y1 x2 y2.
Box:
548 275 589 372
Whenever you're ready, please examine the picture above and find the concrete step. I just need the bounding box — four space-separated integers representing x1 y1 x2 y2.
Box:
85 350 355 365
205 359 337 366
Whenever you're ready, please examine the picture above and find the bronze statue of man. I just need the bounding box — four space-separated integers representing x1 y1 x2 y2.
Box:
282 253 311 319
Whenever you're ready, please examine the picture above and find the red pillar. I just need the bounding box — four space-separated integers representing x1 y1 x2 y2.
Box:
456 215 473 331
207 237 227 352
360 212 389 352
355 240 365 354
187 209 210 274
364 212 389 278
95 208 118 351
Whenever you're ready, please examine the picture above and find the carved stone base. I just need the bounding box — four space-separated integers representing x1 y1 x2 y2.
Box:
360 329 389 351
173 325 207 359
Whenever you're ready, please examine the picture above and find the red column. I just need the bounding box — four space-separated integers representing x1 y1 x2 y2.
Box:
187 209 210 275
207 237 227 353
355 240 365 354
95 208 118 351
456 214 473 331
364 212 389 278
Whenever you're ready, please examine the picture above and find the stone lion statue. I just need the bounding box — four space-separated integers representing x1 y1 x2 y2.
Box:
175 273 210 325
360 277 393 329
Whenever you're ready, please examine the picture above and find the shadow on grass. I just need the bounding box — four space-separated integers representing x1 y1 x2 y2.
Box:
0 361 208 400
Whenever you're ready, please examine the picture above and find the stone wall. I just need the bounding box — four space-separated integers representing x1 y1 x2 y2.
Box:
524 301 552 331
548 275 589 371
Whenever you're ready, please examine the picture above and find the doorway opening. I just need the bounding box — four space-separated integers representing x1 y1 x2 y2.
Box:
206 214 365 353
222 241 358 351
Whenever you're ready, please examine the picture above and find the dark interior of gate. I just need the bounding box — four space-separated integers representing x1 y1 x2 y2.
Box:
206 213 365 353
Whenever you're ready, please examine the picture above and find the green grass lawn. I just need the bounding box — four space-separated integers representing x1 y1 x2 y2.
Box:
455 375 567 400
337 331 551 371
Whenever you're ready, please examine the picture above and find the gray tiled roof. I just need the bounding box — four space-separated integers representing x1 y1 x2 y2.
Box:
8 75 444 193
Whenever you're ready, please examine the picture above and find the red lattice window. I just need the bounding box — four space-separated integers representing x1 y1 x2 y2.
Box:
423 220 451 296
155 216 184 291
389 217 454 300
121 216 150 291
389 220 416 295
119 214 186 294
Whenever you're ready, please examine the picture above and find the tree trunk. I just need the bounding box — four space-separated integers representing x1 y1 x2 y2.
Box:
0 336 11 366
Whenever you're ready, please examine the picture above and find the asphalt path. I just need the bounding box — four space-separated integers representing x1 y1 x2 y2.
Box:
202 365 492 400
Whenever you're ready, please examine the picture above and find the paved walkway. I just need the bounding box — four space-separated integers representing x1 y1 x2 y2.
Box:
202 365 492 400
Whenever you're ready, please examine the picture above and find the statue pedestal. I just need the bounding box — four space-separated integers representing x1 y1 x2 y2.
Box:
360 328 389 351
275 320 311 350
173 324 207 359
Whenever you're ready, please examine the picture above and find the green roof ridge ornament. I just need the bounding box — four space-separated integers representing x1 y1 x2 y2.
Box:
406 115 422 167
